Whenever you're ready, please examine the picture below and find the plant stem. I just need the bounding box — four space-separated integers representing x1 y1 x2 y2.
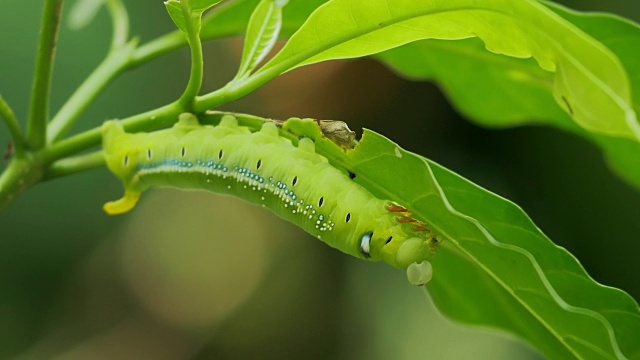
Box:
178 2 204 110
0 155 44 211
47 42 136 143
106 0 129 50
44 151 105 180
39 101 183 164
0 95 25 154
195 61 285 112
27 0 63 150
129 32 185 68
41 66 286 164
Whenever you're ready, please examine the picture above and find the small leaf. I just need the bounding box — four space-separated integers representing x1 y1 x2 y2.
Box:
165 0 222 35
235 0 287 79
165 0 187 33
68 0 107 30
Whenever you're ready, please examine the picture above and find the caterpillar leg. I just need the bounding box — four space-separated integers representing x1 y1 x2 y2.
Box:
406 261 433 286
103 190 141 215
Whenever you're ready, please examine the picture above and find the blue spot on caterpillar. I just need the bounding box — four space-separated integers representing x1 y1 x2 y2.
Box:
102 113 440 285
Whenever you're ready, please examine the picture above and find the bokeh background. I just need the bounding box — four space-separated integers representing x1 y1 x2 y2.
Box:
1 1 639 359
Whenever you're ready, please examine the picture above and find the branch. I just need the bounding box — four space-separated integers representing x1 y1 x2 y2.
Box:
177 1 204 110
129 32 185 69
0 154 43 212
27 0 63 150
41 63 287 164
0 95 25 153
44 151 105 180
39 101 183 164
47 41 136 143
106 0 129 50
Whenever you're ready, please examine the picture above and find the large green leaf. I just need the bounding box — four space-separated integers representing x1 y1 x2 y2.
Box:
376 3 640 189
275 116 640 360
255 0 637 142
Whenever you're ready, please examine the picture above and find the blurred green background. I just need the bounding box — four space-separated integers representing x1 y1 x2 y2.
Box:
1 1 639 359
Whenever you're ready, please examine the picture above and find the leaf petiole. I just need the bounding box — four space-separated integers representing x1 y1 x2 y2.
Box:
0 95 25 154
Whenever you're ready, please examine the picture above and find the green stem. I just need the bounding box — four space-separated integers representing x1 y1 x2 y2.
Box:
0 95 25 153
47 42 136 143
0 155 44 211
27 0 63 150
39 102 183 163
30 0 290 172
195 61 286 112
178 2 204 110
40 68 283 164
129 32 185 68
106 0 129 50
44 151 105 180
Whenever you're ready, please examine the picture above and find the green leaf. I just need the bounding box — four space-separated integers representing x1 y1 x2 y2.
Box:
281 117 640 360
68 0 106 30
235 0 288 79
257 0 638 143
188 0 223 14
543 4 640 189
165 0 188 33
200 0 327 40
165 0 222 34
376 4 640 190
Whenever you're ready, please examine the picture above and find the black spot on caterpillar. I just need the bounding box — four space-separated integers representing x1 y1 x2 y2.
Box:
102 114 439 285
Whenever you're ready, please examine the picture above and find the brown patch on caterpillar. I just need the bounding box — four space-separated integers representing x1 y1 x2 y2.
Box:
410 219 433 232
386 203 411 215
396 216 417 223
388 203 438 235
348 171 356 180
411 224 433 232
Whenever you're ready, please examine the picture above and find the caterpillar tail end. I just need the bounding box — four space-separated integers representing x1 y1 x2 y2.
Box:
103 191 140 215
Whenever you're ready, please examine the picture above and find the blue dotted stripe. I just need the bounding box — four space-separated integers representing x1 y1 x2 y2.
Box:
137 157 336 235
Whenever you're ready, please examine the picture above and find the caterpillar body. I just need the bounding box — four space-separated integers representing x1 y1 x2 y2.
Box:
103 114 439 285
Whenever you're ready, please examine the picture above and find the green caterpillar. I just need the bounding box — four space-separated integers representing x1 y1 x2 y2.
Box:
102 114 440 285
